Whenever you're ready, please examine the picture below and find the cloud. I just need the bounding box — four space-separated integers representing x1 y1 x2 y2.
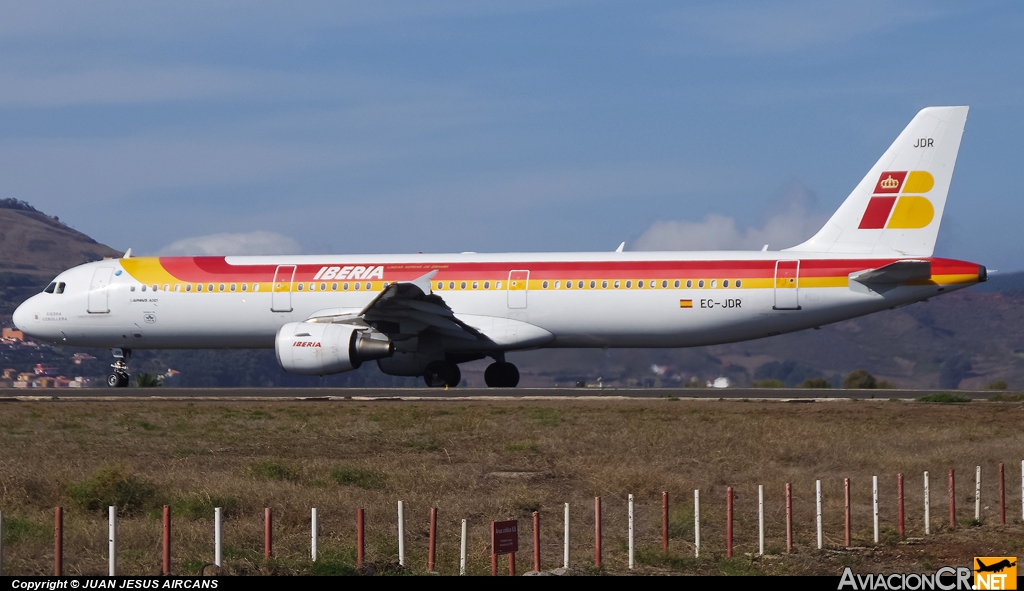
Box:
157 231 301 256
632 179 829 251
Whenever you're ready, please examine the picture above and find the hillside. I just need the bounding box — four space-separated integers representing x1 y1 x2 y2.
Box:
0 199 121 318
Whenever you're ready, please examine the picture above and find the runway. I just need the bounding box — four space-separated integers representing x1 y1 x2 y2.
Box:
0 386 1006 402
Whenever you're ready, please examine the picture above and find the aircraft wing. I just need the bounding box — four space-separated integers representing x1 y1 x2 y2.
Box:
306 271 483 342
850 260 932 285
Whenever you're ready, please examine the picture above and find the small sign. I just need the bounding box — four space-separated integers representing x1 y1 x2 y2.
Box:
491 519 518 555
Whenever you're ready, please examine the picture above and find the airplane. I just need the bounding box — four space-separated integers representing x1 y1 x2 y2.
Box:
12 106 985 388
975 558 1016 574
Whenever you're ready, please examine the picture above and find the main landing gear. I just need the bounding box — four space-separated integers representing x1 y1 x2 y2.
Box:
421 357 520 388
484 361 519 388
423 360 461 388
107 348 131 388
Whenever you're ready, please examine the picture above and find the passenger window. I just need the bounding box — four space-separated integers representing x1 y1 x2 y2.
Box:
354 282 361 290
473 281 479 289
484 281 490 289
241 283 247 292
298 283 304 291
185 284 192 292
614 280 620 288
130 285 136 292
577 280 583 289
163 284 169 291
343 283 349 291
461 282 467 289
723 280 730 288
365 283 372 290
141 285 147 292
496 281 502 289
698 280 705 288
566 281 573 289
331 283 337 291
175 285 181 292
230 284 236 292
686 280 692 288
662 280 668 288
674 280 680 288
208 284 214 292
219 284 225 292
710 280 717 288
637 281 643 289
553 281 559 289
449 282 455 290
253 284 260 291
196 284 202 292
601 280 608 289
542 281 548 289
626 280 632 288
736 280 742 288
589 280 596 289
437 282 444 290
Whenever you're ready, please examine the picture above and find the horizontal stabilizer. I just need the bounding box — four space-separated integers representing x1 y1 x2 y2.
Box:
850 260 931 285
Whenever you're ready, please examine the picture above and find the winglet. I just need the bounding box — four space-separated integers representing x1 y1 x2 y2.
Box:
408 270 438 294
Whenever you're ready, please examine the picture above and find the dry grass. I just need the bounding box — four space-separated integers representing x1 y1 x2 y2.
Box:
1 397 1023 575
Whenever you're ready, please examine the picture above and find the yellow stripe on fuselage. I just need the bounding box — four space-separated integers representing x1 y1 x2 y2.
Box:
120 258 179 286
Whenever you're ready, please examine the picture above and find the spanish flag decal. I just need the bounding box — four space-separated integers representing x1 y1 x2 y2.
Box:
680 299 693 308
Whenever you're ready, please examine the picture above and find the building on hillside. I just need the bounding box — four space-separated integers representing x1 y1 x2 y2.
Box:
72 353 96 364
1 327 24 341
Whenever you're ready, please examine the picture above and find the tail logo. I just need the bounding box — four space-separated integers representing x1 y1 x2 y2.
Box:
858 171 935 230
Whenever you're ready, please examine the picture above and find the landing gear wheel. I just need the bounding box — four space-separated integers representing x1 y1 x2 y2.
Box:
484 362 520 388
445 363 461 387
423 361 460 388
107 372 129 388
108 349 131 388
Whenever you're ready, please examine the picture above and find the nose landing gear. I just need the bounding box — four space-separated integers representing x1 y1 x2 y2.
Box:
107 348 131 388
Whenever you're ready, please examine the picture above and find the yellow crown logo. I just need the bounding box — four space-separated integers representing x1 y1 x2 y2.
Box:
880 175 900 189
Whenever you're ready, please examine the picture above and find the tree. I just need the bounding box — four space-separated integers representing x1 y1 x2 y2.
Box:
844 370 877 389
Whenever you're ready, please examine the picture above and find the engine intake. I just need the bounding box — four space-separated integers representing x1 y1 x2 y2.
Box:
275 322 394 375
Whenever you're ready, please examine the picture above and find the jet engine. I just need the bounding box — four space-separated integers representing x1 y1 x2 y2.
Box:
275 322 394 375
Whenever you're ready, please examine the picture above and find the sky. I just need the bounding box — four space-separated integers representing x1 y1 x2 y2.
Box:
1 1 1022 270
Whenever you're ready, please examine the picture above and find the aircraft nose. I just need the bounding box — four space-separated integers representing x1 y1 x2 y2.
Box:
12 297 35 331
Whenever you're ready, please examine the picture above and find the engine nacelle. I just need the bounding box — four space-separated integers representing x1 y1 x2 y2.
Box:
275 322 394 376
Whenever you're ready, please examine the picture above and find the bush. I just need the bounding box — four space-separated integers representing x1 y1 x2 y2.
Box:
330 467 385 490
67 466 157 515
248 460 297 481
987 380 1008 390
135 373 161 387
800 378 831 388
844 370 878 389
918 393 971 404
752 379 785 388
172 492 241 519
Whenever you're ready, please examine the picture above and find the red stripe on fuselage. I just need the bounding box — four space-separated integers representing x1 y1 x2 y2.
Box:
151 256 981 283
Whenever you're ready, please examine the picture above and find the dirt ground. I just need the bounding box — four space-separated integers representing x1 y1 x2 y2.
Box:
0 396 1021 575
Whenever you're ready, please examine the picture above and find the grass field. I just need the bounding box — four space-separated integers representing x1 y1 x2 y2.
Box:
0 397 1022 576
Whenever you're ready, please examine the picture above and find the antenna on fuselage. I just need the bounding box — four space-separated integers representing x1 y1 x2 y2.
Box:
761 244 769 251
615 242 625 253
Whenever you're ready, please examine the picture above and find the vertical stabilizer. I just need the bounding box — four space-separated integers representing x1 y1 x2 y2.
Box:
786 106 968 257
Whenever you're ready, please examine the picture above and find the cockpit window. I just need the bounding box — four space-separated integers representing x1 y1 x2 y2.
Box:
44 282 56 293
55 282 66 294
